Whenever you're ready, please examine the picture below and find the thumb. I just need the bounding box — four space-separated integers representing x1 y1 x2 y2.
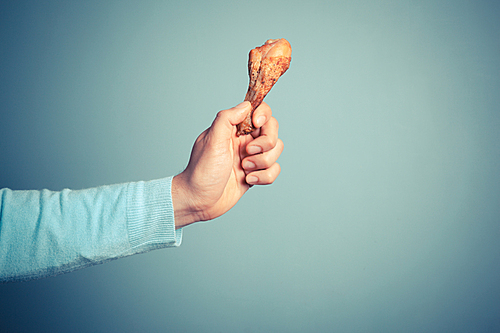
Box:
211 101 251 136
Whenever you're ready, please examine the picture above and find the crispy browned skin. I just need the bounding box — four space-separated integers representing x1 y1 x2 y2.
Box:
237 39 292 136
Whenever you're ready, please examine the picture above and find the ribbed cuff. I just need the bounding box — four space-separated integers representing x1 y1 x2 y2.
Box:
126 177 182 249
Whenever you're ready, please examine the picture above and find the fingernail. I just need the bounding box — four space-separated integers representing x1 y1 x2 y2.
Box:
243 160 255 169
235 101 249 109
255 115 266 127
247 146 262 155
247 175 258 184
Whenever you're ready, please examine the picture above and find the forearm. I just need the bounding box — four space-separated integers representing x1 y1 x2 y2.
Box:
0 177 182 283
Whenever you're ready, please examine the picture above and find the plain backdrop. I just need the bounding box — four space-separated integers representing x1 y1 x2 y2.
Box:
1 0 499 332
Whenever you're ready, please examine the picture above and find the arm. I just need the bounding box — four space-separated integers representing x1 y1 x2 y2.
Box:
0 101 283 282
0 177 181 282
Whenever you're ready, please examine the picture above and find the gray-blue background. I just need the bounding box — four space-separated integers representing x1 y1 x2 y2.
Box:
1 0 499 332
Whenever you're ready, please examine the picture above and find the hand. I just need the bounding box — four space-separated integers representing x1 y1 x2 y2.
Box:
172 101 284 229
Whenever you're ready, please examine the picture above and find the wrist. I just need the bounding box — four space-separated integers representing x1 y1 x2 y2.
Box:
171 173 203 229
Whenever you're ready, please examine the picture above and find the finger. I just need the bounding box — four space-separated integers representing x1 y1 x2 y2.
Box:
245 163 281 185
242 139 284 171
211 101 251 137
251 102 272 130
246 116 279 155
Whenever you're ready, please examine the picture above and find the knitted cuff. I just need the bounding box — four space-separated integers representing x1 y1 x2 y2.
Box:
126 177 182 249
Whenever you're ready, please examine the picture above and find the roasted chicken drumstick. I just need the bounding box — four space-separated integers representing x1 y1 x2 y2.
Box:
237 38 292 136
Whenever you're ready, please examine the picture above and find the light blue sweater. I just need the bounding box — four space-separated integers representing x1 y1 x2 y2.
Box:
0 177 182 282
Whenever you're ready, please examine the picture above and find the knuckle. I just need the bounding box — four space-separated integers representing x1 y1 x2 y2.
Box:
262 153 275 168
215 110 226 119
277 138 284 151
270 116 279 128
258 101 271 112
264 169 274 182
261 136 274 150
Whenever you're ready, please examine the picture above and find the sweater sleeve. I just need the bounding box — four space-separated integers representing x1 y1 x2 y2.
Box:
0 177 182 283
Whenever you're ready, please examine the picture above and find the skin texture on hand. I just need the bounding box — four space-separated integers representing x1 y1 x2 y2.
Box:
172 101 284 229
237 39 292 135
